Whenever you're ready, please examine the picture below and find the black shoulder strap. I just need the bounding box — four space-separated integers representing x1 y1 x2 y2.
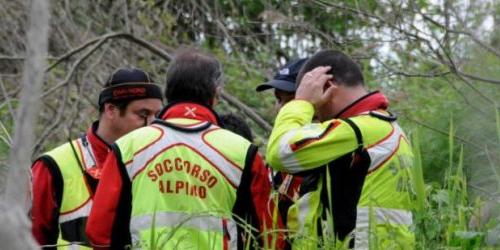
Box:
369 110 397 121
232 144 262 248
341 118 364 153
109 144 132 248
37 155 64 209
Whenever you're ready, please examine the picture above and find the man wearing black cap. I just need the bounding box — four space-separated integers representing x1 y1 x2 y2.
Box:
31 68 163 249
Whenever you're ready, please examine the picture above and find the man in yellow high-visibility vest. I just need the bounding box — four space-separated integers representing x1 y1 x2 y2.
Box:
86 49 284 249
266 50 415 249
31 68 163 249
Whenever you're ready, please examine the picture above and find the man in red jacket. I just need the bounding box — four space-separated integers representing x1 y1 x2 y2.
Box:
86 49 284 249
256 58 307 228
31 68 163 249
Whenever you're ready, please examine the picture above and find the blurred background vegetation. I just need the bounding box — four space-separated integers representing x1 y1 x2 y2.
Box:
0 0 498 248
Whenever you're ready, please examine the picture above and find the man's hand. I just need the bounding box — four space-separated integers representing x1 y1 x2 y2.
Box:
295 66 336 110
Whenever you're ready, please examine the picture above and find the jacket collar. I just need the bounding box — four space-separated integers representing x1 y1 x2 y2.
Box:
86 121 112 168
335 91 389 119
159 102 220 125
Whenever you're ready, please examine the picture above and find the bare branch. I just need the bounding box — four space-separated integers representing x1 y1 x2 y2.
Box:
375 58 451 78
34 84 70 155
402 115 483 151
41 37 107 97
455 74 498 105
42 32 174 97
458 71 500 85
219 90 272 132
45 32 173 72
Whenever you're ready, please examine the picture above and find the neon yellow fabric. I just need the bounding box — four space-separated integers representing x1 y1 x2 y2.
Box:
55 236 92 250
267 100 391 173
286 178 323 249
266 100 414 249
44 140 91 215
116 118 251 249
44 140 92 249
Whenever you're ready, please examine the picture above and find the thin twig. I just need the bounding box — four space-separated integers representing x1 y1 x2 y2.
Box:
455 74 498 106
34 84 70 156
458 72 500 85
484 145 500 190
402 115 483 150
41 37 107 98
45 32 173 72
468 184 497 197
0 78 15 122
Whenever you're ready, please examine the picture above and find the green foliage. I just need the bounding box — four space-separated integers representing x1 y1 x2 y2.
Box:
411 127 496 249
1 0 499 248
0 103 14 183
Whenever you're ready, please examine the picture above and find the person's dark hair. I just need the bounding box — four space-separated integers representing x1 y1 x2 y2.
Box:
98 67 155 116
297 50 364 87
165 49 222 106
220 113 254 142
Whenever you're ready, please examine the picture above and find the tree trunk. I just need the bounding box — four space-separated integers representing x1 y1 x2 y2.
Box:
1 0 51 248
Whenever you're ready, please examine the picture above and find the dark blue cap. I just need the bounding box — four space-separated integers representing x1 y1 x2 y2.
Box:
256 58 308 92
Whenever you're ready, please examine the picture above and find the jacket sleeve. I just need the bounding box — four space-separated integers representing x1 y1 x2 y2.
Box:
31 159 60 247
233 148 285 249
86 146 131 249
266 100 359 173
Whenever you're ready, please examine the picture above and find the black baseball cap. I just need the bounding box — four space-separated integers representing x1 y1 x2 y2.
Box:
106 68 154 86
98 68 162 108
256 58 308 92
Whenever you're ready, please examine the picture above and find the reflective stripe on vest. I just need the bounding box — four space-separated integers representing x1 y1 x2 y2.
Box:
126 124 243 187
277 128 304 173
78 136 97 171
130 211 238 248
354 207 413 250
59 200 93 223
357 207 412 226
366 123 405 173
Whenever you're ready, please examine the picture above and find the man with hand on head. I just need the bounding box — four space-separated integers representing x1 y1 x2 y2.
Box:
31 68 162 249
266 50 415 249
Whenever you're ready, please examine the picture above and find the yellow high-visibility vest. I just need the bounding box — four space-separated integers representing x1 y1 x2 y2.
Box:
267 100 414 249
41 136 96 249
114 119 254 249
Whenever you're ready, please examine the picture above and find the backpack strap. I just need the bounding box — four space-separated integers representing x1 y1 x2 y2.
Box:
341 118 364 153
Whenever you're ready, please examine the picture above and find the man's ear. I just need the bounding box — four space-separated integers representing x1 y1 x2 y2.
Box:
322 80 339 107
102 103 118 119
323 79 336 91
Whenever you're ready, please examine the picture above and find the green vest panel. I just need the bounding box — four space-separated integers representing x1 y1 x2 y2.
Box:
43 136 95 247
287 115 415 249
116 120 251 249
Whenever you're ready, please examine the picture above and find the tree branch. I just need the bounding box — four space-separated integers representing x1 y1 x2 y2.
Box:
219 90 272 132
402 115 483 150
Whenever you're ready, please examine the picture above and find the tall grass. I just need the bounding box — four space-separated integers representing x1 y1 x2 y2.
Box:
411 122 495 249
